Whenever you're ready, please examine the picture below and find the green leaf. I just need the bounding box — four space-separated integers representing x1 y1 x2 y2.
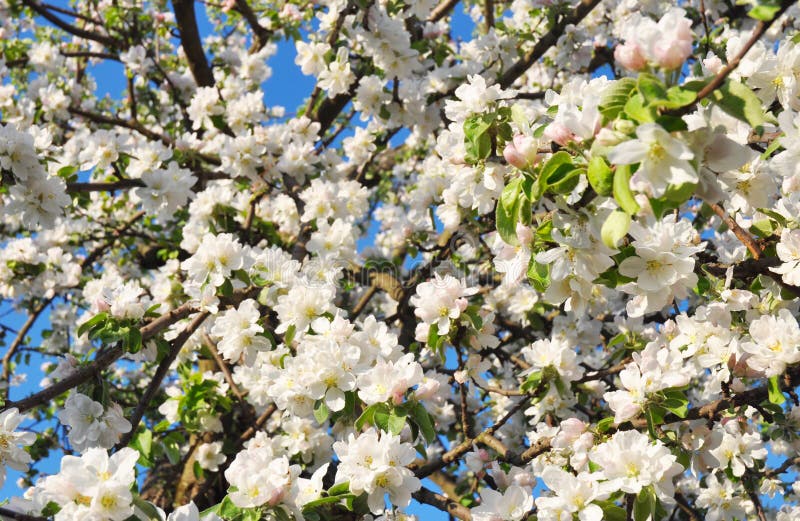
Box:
411 402 436 443
624 94 656 123
663 181 697 204
126 327 143 354
217 278 233 298
355 404 378 430
645 406 659 439
77 312 109 338
601 210 631 249
710 79 771 128
283 324 296 346
613 164 640 215
374 406 390 432
302 494 355 510
750 219 774 238
132 496 163 521
749 2 781 20
665 86 697 107
427 322 442 351
757 207 788 227
600 77 637 122
132 429 153 467
464 114 493 163
661 394 689 418
314 400 330 424
587 156 614 196
761 136 784 159
328 482 351 496
596 416 615 433
596 501 627 521
637 73 667 105
539 151 573 186
193 460 204 480
520 371 543 393
548 167 583 195
462 306 484 331
768 375 786 405
496 177 524 245
527 257 550 292
634 486 657 521
387 409 407 435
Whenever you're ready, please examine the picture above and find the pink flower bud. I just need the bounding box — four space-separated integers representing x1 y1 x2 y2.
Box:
221 0 236 12
516 223 533 246
94 298 110 313
423 23 445 39
543 122 576 147
653 37 693 70
268 486 286 506
703 54 723 74
281 4 301 21
614 41 646 71
503 134 540 170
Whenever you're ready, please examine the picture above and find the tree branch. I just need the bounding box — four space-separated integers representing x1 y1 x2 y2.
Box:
664 0 797 117
172 0 216 88
498 0 602 89
114 310 211 450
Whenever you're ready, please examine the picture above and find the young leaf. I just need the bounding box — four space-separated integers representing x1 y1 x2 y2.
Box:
599 77 637 122
387 409 407 435
768 375 786 405
710 79 771 128
587 156 614 196
496 177 524 245
634 486 657 521
613 164 640 215
412 402 436 443
601 210 631 249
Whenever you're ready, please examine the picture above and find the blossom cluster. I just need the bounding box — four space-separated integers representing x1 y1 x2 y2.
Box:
2 0 800 521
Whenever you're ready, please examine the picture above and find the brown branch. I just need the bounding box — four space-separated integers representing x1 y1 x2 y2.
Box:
412 487 472 521
22 0 119 48
1 286 258 414
428 0 459 23
411 398 526 478
1 211 144 400
234 0 271 52
744 470 769 521
68 106 172 145
708 201 762 260
190 403 278 503
114 310 211 450
172 0 216 88
350 285 377 320
484 0 494 31
202 332 246 404
66 179 145 193
1 302 197 414
238 403 276 442
673 493 701 521
61 50 121 61
664 0 797 118
498 0 602 89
